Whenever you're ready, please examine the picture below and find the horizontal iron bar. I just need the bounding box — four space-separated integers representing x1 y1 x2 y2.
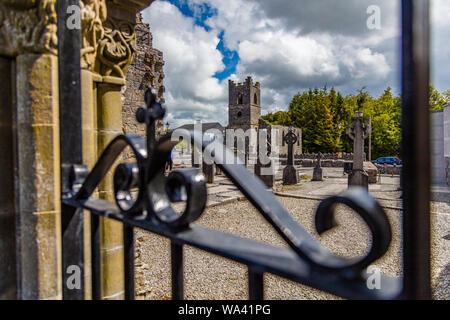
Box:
64 197 401 300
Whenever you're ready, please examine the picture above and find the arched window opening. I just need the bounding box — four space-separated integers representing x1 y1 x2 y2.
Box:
237 93 243 105
254 93 258 104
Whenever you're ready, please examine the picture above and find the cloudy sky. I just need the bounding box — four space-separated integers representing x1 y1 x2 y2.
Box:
142 0 450 129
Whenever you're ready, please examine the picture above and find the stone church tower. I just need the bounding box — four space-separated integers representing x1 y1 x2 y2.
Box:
227 76 302 160
228 76 261 132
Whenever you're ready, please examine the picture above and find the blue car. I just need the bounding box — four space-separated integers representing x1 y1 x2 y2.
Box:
372 157 401 165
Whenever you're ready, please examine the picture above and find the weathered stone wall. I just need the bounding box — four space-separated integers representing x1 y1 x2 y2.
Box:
121 13 166 300
375 164 402 175
122 13 165 143
295 153 354 160
287 159 348 167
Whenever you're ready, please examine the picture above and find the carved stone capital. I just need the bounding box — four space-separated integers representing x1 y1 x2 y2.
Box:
93 0 155 79
96 14 135 78
81 0 107 70
0 0 58 57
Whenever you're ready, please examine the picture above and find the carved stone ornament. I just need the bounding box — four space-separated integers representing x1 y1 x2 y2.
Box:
0 0 58 57
81 0 107 70
96 16 136 78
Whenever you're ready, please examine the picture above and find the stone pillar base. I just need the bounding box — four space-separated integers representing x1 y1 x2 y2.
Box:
364 161 379 184
283 165 298 185
254 163 274 188
348 170 368 189
344 161 353 174
312 167 323 181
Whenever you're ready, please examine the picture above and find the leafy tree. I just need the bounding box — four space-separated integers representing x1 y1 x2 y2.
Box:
429 85 449 110
262 85 447 158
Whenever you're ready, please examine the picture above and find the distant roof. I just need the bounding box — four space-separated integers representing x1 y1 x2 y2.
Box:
175 122 225 133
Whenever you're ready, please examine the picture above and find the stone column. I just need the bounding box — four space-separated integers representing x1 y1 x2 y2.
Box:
16 53 62 299
91 0 155 300
0 0 62 299
79 0 109 299
95 80 126 299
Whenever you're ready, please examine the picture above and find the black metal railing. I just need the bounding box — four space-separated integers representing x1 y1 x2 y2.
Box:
57 0 431 300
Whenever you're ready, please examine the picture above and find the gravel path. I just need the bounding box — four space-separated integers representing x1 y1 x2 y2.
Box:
134 195 449 300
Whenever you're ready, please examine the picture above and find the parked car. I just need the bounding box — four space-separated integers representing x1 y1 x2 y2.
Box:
372 157 401 165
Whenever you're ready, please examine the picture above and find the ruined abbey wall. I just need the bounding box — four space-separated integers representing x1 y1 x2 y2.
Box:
122 14 165 140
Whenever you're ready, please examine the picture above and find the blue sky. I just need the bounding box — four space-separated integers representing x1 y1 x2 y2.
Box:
165 0 239 81
142 0 450 129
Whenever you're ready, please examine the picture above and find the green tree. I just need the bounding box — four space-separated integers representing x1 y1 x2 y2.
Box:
429 85 449 110
262 85 447 159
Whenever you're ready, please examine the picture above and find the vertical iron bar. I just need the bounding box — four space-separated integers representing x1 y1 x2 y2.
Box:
91 214 101 300
401 0 431 299
248 268 264 300
171 241 184 300
0 57 18 299
58 0 84 300
123 224 135 300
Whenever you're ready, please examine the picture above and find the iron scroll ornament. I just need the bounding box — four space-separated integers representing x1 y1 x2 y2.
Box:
63 88 395 293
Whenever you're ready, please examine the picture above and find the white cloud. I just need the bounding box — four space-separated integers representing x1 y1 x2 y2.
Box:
198 0 394 105
143 1 228 128
431 0 450 92
142 0 448 128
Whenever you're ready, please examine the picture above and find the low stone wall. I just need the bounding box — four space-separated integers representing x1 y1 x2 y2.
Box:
296 153 354 160
280 159 349 167
279 153 354 167
279 158 403 174
375 164 402 175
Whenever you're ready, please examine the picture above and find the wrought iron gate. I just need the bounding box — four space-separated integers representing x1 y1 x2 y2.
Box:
57 0 432 300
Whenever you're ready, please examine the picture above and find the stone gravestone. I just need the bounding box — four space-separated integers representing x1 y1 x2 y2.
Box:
254 131 274 188
346 112 370 189
282 128 298 185
312 152 323 181
202 161 215 183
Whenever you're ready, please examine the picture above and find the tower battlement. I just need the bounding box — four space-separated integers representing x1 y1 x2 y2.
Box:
229 77 260 90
